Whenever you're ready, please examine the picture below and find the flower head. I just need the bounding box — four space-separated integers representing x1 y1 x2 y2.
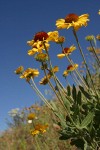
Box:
67 64 78 72
63 64 78 77
27 113 36 120
35 123 48 133
47 31 59 42
96 34 100 41
56 36 65 44
47 31 65 44
35 53 48 62
52 66 59 73
95 48 100 54
31 123 48 136
20 68 39 81
56 13 89 31
39 74 51 85
98 10 100 15
87 47 94 52
57 45 76 59
14 66 24 74
87 47 100 54
39 66 59 85
63 70 69 77
85 35 95 41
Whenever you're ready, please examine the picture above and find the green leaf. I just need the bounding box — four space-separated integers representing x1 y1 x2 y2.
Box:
79 86 92 99
84 139 88 150
50 101 58 111
72 85 77 103
77 91 82 105
58 114 67 128
63 100 71 112
67 85 71 96
80 111 94 128
83 75 90 87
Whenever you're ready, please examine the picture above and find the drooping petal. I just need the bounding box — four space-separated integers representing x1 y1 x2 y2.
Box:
57 54 65 59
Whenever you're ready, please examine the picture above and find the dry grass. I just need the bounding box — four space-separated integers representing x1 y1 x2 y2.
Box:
0 102 77 150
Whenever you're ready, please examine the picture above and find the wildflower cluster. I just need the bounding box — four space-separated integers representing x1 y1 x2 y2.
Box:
15 12 100 150
24 104 49 137
31 124 48 136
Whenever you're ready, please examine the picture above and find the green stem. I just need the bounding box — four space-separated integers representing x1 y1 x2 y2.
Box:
30 78 53 110
20 73 52 108
55 77 68 93
34 136 41 150
89 41 100 67
43 42 69 110
42 62 68 112
73 29 97 95
72 72 82 86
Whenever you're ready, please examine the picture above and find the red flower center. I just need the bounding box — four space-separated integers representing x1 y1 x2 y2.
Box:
65 13 79 23
67 65 73 70
34 31 48 42
62 47 69 53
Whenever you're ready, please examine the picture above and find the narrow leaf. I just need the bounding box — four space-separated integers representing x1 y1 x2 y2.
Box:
79 86 92 99
72 85 77 103
80 111 94 128
77 91 82 105
67 85 71 96
83 76 90 87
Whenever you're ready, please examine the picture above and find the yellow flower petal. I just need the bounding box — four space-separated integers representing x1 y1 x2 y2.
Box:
31 129 40 136
56 36 65 44
63 70 69 77
47 31 59 42
56 19 68 29
27 40 34 46
57 54 65 58
52 66 59 73
39 74 51 85
28 49 38 55
34 124 48 134
69 45 76 52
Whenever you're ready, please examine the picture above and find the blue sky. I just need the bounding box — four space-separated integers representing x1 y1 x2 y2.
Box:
0 0 100 131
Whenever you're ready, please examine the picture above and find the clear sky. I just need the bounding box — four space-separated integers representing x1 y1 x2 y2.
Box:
0 0 100 131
